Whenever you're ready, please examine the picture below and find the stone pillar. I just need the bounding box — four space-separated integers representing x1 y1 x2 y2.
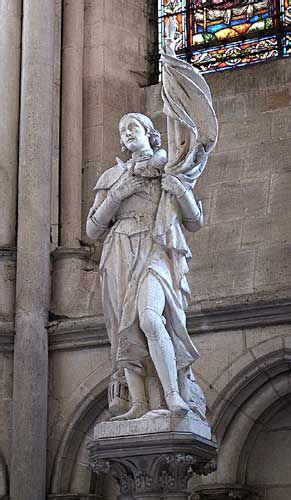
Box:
60 0 84 248
10 1 56 499
0 0 21 247
51 0 89 318
0 1 22 319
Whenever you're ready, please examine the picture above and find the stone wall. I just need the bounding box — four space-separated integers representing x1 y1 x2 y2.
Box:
145 58 291 311
143 59 291 499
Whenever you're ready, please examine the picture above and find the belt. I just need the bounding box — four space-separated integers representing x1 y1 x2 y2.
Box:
116 212 155 223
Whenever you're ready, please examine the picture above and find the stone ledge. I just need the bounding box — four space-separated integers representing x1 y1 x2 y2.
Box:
89 431 217 463
48 316 107 351
47 300 291 351
0 300 290 352
51 246 98 262
95 412 212 440
188 299 291 334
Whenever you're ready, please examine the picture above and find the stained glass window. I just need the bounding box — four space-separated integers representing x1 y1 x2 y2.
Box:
159 0 291 72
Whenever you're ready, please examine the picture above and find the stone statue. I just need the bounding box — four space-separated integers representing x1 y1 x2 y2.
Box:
86 19 218 422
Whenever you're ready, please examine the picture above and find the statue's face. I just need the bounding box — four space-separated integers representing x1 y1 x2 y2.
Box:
119 116 151 154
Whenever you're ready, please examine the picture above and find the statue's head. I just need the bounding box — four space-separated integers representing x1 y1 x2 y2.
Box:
119 113 161 155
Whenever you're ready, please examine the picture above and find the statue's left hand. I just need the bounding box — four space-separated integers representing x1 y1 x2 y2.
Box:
161 174 186 198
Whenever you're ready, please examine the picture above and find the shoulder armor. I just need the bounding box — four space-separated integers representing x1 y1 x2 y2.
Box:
153 148 167 165
94 158 126 190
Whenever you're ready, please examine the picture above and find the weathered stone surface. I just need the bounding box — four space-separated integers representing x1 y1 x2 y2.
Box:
0 0 21 248
206 58 291 99
189 248 256 302
0 252 16 319
10 1 56 499
51 250 102 318
268 171 291 216
254 244 291 292
60 0 84 248
95 412 212 441
211 178 269 223
242 215 290 247
191 330 244 387
246 404 291 499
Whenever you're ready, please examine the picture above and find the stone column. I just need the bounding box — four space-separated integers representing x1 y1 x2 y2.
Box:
0 0 21 247
10 1 55 499
51 0 89 318
0 1 22 319
60 0 84 248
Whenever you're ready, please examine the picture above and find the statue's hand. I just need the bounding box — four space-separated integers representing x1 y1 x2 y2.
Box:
111 176 146 202
165 17 178 41
161 174 186 198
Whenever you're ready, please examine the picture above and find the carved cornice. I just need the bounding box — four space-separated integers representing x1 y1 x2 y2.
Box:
48 300 291 351
0 300 290 353
48 316 108 351
187 299 291 334
51 246 97 262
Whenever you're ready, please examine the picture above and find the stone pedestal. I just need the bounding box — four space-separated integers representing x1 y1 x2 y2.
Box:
89 419 217 500
94 411 212 441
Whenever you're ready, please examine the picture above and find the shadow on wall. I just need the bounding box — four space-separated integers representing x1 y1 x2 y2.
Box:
200 343 291 499
49 380 109 497
0 450 8 498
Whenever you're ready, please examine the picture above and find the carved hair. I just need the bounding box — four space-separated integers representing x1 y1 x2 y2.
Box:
119 113 162 153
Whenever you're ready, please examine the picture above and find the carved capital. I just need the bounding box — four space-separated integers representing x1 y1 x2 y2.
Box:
89 459 111 475
90 454 194 495
88 431 217 498
90 452 217 497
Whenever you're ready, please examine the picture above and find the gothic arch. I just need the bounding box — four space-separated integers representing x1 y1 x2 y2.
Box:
211 337 291 441
207 343 291 484
237 395 291 485
50 377 109 494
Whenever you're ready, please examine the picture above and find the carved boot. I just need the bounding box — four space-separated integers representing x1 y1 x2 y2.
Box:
111 369 148 421
111 401 148 421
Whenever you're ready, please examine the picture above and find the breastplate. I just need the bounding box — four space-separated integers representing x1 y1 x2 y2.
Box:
117 177 161 218
114 177 161 236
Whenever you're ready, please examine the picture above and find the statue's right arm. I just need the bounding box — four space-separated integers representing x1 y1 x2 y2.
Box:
86 175 146 240
86 190 121 241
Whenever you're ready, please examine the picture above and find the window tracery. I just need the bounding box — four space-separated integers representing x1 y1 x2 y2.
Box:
159 0 291 72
